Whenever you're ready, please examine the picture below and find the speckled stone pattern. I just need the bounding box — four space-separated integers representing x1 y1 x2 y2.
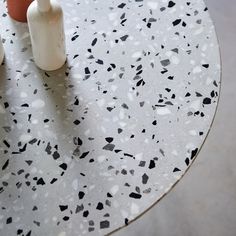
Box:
0 0 220 235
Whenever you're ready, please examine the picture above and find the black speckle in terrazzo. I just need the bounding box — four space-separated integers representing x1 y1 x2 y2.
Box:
6 217 12 224
78 151 90 159
118 3 126 9
63 216 70 221
73 119 80 125
172 19 182 26
173 167 181 172
52 150 60 160
96 202 104 210
59 163 67 171
185 158 190 166
36 178 46 186
71 34 79 41
129 192 142 199
83 210 89 217
50 178 58 184
91 38 98 46
203 97 212 105
25 231 32 236
191 148 199 160
2 159 9 170
17 229 23 235
105 137 114 143
125 218 129 225
148 160 156 169
100 220 110 229
78 191 85 200
168 1 176 8
75 204 84 213
45 142 52 155
142 173 149 184
59 205 68 212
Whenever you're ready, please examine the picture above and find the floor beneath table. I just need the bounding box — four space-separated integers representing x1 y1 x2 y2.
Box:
116 0 236 235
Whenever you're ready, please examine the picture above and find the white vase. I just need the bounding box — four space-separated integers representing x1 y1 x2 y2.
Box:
0 35 4 65
27 0 66 71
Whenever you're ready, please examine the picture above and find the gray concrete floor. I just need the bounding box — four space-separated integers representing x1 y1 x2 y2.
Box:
115 0 236 235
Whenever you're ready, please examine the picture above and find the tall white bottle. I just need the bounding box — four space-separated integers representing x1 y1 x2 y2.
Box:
0 35 4 65
27 0 66 71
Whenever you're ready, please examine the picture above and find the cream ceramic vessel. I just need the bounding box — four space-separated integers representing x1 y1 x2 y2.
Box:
0 35 4 65
27 0 66 71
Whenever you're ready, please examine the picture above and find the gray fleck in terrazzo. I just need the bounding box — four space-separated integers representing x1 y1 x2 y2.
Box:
0 0 221 235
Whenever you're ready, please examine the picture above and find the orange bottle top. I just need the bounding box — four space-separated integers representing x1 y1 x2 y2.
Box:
7 0 33 22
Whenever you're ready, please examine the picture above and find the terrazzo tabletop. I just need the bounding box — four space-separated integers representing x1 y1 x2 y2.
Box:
0 0 221 235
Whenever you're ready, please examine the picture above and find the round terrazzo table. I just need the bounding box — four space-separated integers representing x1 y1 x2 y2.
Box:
0 0 221 235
